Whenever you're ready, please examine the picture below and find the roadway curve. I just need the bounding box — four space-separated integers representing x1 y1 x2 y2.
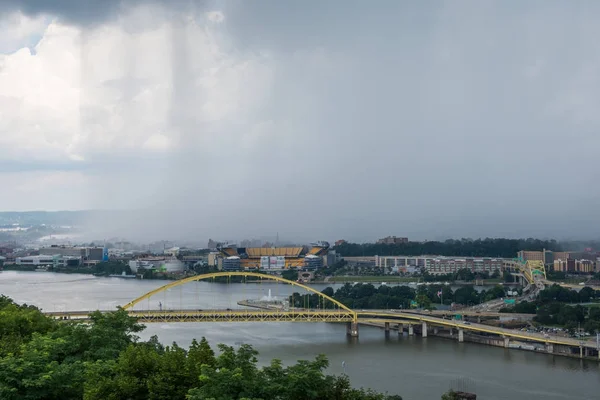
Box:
355 310 597 349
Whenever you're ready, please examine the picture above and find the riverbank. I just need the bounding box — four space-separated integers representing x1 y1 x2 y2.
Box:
325 276 418 283
238 299 600 362
367 321 600 362
1 264 192 280
323 275 517 286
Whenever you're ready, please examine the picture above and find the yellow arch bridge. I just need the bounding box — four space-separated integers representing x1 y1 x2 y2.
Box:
44 272 599 359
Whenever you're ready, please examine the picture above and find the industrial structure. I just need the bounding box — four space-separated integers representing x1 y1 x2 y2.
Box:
128 257 185 273
216 241 330 270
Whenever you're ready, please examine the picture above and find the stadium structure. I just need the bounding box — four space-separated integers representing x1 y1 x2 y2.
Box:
217 241 330 271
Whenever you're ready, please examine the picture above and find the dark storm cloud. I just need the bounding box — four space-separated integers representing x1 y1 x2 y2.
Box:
3 1 600 242
0 0 214 25
1 0 125 24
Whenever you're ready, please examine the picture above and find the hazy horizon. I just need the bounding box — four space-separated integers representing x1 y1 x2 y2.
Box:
1 1 599 243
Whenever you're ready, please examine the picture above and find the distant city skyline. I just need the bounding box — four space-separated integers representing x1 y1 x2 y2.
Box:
1 1 599 241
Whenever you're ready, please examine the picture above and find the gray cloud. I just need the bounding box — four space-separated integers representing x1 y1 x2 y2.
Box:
1 0 126 24
0 0 215 25
3 1 600 243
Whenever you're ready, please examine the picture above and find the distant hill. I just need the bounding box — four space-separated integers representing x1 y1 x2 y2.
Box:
0 211 95 227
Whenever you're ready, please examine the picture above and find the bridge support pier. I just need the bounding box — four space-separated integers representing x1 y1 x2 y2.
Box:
433 327 439 335
385 322 390 332
546 343 553 354
346 321 359 337
398 324 404 335
503 336 510 348
579 346 583 359
408 325 414 336
458 328 464 343
422 322 428 338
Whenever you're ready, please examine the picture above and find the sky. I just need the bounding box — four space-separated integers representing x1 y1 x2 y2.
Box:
0 0 599 243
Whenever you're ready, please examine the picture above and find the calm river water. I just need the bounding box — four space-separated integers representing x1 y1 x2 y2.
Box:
0 271 598 400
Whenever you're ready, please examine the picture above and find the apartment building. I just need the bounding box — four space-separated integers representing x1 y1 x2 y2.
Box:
373 255 505 275
554 259 595 273
517 249 571 266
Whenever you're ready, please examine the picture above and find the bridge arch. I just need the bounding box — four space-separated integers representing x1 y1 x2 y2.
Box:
122 271 356 319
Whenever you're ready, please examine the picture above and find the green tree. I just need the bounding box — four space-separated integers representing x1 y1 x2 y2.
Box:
186 337 216 382
0 334 86 400
415 294 431 309
84 344 162 400
0 295 402 400
282 269 298 281
148 343 190 400
0 296 56 357
453 286 480 306
503 270 515 283
441 390 460 400
578 287 595 303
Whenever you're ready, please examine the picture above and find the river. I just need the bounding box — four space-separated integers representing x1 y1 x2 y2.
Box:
0 271 598 399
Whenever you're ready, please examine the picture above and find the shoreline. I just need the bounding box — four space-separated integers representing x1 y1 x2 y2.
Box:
237 300 600 362
1 269 518 286
365 321 600 362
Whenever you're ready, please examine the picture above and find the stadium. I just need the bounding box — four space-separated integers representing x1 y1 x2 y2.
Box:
218 241 330 271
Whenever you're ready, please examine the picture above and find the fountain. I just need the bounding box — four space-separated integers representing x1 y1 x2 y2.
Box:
260 289 277 302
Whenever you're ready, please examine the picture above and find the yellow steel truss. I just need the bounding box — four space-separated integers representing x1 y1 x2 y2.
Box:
121 271 357 321
128 309 355 323
45 308 593 348
518 260 546 284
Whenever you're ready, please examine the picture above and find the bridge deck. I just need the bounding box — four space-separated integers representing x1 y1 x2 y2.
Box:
400 309 535 318
356 310 594 348
44 308 596 349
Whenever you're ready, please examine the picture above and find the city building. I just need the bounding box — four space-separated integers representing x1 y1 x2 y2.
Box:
343 256 376 269
217 242 330 270
354 255 506 275
517 249 571 266
577 260 595 273
569 251 597 261
374 255 425 273
163 247 180 257
377 236 408 245
326 250 341 267
552 251 571 262
207 252 221 267
128 257 185 273
38 246 104 261
222 256 241 271
16 255 80 268
517 250 545 263
304 254 323 270
554 258 594 273
425 257 504 275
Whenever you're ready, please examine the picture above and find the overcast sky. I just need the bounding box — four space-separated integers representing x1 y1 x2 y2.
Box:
1 0 599 243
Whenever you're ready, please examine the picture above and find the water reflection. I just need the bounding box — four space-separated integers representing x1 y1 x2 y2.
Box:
0 271 598 400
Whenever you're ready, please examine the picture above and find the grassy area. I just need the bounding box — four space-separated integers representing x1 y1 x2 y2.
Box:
328 275 419 283
482 278 503 284
547 276 589 284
